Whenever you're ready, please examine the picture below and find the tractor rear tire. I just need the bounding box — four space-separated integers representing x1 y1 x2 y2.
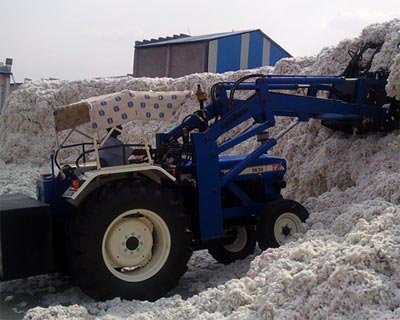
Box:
256 199 308 250
208 225 256 264
65 178 193 301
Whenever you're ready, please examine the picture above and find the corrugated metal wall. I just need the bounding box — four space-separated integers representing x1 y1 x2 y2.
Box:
207 31 289 73
134 42 208 78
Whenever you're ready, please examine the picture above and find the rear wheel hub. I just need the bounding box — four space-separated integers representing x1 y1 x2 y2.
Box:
102 209 171 282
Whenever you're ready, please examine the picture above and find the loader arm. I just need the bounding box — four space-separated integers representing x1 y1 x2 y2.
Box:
156 75 398 240
162 76 393 140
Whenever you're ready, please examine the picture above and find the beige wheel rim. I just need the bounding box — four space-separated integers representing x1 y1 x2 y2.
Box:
102 209 171 282
224 226 248 252
274 212 302 245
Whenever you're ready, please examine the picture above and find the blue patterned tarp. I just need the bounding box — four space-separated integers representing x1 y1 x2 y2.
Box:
54 90 192 132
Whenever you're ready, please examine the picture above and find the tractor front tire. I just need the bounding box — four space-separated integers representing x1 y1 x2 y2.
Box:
65 178 192 301
208 225 256 264
256 199 309 250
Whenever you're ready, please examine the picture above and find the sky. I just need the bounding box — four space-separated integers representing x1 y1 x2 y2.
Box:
1 0 399 82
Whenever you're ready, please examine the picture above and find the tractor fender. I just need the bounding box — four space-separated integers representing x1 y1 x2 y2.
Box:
68 165 175 206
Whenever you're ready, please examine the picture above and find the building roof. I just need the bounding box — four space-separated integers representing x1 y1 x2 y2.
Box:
135 29 291 57
135 30 255 47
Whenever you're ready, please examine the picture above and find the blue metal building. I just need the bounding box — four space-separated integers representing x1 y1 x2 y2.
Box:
133 30 291 78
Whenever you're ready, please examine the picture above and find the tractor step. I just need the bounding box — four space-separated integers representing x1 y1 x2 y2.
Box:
0 194 55 281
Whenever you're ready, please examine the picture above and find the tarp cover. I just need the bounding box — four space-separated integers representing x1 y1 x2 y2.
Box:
53 90 192 132
53 102 91 132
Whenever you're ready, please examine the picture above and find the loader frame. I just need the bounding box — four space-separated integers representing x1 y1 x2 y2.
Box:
156 75 397 240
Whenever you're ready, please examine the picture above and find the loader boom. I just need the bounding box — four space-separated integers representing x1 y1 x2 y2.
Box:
157 75 398 239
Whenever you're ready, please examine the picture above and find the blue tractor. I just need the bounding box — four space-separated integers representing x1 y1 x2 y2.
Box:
1 43 399 301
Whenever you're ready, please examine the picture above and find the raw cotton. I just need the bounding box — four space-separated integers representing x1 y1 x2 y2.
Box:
0 68 273 165
0 19 399 320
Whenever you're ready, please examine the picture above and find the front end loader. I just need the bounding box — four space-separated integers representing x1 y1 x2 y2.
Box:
1 42 398 300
